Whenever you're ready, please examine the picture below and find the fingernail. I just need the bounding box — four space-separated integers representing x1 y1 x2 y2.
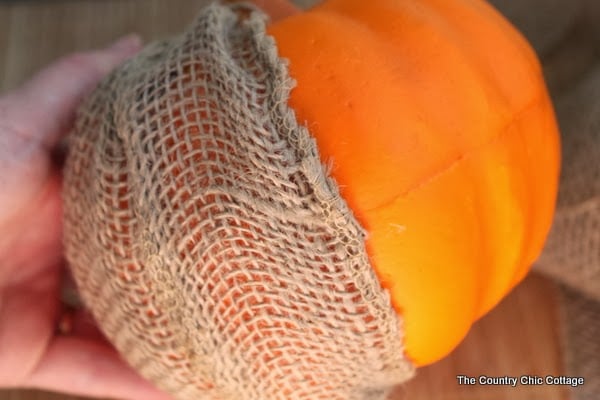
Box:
110 34 143 52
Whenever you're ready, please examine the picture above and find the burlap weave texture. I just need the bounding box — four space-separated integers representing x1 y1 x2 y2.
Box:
536 55 600 400
62 3 414 399
537 68 600 303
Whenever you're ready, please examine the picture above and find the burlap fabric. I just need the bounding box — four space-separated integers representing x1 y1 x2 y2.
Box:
537 67 600 303
489 0 600 398
62 3 414 400
536 69 600 400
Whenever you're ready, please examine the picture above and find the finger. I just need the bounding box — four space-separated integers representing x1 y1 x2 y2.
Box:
0 34 142 148
25 336 173 400
0 274 60 386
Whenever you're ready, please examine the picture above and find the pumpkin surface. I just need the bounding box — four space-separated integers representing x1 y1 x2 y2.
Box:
268 0 560 365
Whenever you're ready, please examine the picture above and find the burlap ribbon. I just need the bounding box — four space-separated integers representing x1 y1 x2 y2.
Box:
62 3 413 399
62 0 599 399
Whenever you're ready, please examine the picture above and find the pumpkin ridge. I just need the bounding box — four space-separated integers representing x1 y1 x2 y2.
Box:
279 0 545 216
361 93 544 215
360 93 551 356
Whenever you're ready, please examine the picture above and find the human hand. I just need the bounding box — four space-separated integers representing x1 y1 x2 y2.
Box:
0 35 174 400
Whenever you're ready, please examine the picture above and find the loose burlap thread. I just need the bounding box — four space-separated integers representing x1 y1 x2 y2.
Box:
62 3 414 400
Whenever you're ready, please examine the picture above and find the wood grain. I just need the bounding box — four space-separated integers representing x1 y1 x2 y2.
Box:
0 1 568 399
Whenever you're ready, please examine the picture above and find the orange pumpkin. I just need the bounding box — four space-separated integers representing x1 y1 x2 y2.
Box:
268 0 560 366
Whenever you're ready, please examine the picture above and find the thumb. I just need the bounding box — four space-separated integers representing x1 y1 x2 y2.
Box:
0 34 142 148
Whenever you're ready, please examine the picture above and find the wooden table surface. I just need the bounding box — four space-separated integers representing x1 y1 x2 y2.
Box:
0 1 568 399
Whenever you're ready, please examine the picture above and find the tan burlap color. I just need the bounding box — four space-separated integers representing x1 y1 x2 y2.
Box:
537 69 600 302
62 0 599 399
62 3 413 399
536 65 600 400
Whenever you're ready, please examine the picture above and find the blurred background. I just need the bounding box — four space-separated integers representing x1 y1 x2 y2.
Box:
1 0 598 399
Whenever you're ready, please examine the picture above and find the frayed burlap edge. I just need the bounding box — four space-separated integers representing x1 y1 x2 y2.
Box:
62 2 415 399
